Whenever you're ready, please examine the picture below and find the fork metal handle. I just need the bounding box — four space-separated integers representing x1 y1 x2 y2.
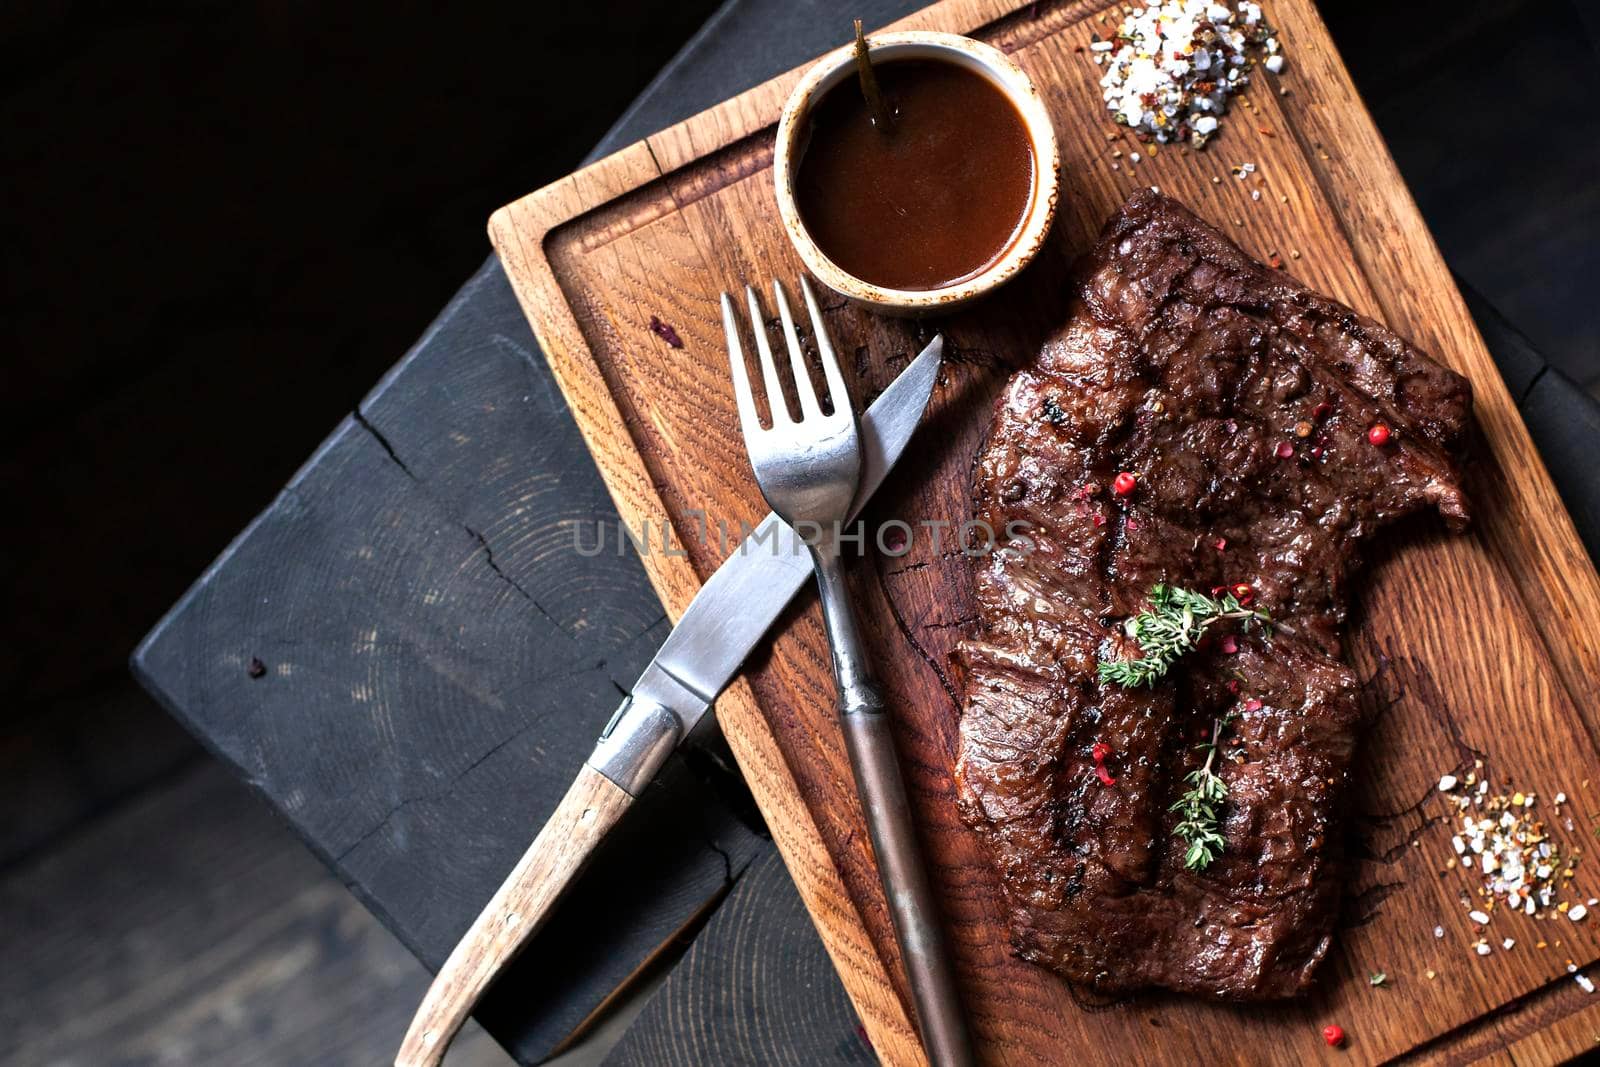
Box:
811 548 975 1067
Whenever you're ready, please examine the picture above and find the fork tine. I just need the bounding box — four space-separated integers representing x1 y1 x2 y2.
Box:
744 285 791 425
800 276 853 416
720 292 762 442
772 280 822 421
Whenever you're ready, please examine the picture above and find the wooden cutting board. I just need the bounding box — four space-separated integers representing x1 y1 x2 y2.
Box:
488 0 1600 1061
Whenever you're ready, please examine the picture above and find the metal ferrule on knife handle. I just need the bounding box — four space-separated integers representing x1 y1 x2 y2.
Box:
590 657 712 794
588 694 682 795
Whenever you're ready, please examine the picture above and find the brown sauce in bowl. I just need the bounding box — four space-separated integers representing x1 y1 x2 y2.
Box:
794 58 1035 291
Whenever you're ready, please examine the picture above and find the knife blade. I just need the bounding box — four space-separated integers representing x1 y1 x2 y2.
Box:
395 334 943 1067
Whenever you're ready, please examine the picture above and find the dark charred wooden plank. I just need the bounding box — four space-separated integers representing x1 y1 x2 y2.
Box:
132 259 766 1063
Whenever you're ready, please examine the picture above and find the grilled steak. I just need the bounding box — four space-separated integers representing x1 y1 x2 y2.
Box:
953 191 1471 999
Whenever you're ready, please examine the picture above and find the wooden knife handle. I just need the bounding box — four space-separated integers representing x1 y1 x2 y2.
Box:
394 763 632 1067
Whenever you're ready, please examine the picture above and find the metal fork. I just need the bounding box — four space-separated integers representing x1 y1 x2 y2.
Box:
721 278 973 1067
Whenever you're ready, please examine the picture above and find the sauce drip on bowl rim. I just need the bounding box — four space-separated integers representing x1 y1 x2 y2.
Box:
794 58 1035 292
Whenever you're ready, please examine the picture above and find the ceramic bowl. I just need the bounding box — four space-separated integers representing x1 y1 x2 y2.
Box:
773 31 1060 315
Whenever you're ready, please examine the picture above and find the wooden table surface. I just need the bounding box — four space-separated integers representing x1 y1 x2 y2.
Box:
132 1 1600 1064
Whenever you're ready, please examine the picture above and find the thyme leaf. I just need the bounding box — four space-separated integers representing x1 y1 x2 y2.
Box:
1171 713 1235 870
1097 583 1271 688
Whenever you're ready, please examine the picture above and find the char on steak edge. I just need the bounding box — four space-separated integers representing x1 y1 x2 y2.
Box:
953 191 1471 1000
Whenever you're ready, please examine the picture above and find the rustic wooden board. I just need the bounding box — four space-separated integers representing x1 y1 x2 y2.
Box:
489 1 1600 1062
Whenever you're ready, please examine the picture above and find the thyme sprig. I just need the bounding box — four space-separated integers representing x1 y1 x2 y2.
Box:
1171 714 1234 870
1097 583 1271 688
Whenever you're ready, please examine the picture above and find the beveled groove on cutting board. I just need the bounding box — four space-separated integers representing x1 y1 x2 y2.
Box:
489 1 1600 1062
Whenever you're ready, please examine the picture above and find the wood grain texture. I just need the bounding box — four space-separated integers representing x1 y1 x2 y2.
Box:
605 843 875 1067
397 764 631 1066
489 1 1600 1062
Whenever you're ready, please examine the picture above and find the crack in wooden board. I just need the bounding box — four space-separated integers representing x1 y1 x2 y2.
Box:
490 0 1600 1062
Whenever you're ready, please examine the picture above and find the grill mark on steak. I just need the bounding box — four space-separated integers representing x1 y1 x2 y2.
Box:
953 191 1471 1000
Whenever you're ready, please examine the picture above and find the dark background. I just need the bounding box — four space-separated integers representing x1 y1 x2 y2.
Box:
2 0 1596 1062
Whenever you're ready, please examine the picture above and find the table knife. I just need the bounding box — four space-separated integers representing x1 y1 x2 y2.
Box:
396 335 943 1067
